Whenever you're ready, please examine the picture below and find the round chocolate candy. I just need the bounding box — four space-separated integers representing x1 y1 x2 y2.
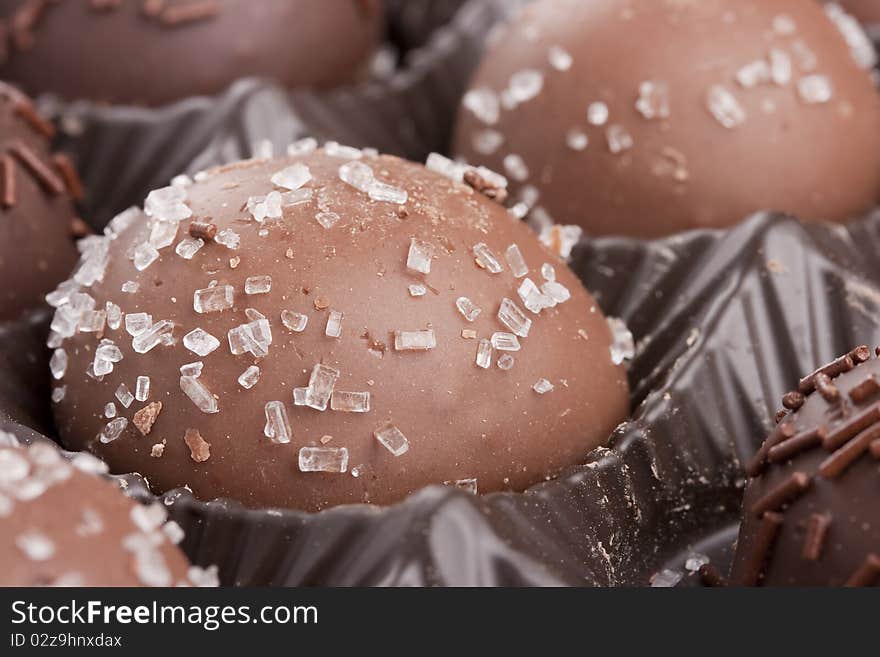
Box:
0 435 214 586
0 0 383 106
454 0 880 237
0 82 79 320
49 145 630 511
731 346 880 586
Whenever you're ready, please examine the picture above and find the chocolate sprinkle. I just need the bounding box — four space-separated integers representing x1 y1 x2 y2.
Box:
750 471 810 516
13 100 54 139
802 513 831 561
8 140 64 195
844 554 880 587
848 375 880 404
189 220 217 241
767 426 825 464
821 400 880 450
52 153 84 202
0 154 16 208
818 422 880 479
746 421 795 476
781 391 804 410
740 511 783 586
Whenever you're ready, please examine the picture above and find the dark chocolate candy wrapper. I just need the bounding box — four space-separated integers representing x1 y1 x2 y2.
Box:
5 212 880 585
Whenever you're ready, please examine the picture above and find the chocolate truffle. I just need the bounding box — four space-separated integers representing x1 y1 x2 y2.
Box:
731 346 880 586
0 434 215 586
0 0 383 106
49 144 630 511
0 82 79 320
454 0 880 238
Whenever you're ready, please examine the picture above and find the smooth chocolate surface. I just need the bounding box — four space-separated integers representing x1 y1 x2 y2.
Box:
454 0 880 237
0 0 383 106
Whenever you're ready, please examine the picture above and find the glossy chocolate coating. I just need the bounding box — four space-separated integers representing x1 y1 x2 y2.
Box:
0 82 78 320
0 0 383 106
454 0 880 237
732 352 880 586
51 149 629 511
0 441 199 586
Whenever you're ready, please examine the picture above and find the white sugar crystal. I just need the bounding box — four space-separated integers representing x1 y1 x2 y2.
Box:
104 402 117 418
541 263 556 281
16 531 56 561
175 237 204 260
373 423 409 456
505 244 528 278
99 417 128 444
50 348 67 380
45 279 79 308
407 238 434 274
497 354 515 370
769 48 792 86
565 128 589 151
462 86 500 125
115 383 134 408
473 243 503 273
455 296 482 322
606 124 633 154
263 401 292 444
271 163 311 191
293 387 309 406
635 80 670 119
105 302 122 330
773 14 796 36
122 280 139 294
498 298 532 337
797 75 833 104
135 376 150 402
171 174 192 189
245 308 265 321
183 328 220 356
281 188 313 207
445 478 477 495
369 180 407 204
472 129 504 155
409 284 427 297
78 309 106 333
607 317 635 365
518 277 552 314
125 312 152 336
425 152 470 182
325 310 344 338
825 3 877 70
324 141 363 159
548 45 572 71
227 318 272 358
96 341 123 363
533 378 554 394
73 236 110 287
394 329 436 351
736 60 771 88
193 285 234 313
338 160 375 192
298 446 348 473
508 69 543 104
685 553 711 573
587 101 609 126
503 154 529 182
287 137 318 156
51 386 66 403
180 375 218 414
149 220 178 250
244 275 272 295
281 310 308 332
650 569 682 588
46 331 62 349
214 229 240 250
475 339 492 369
133 242 160 271
238 365 261 389
180 362 203 378
491 332 521 352
706 85 746 128
542 280 571 304
331 390 371 413
92 356 113 377
132 319 174 354
144 186 191 222
105 206 140 238
303 363 340 411
315 211 340 229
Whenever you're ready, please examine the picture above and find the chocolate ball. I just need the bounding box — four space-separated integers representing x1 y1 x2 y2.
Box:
731 346 880 586
454 0 880 237
0 82 78 320
0 437 212 586
49 145 630 511
0 0 383 106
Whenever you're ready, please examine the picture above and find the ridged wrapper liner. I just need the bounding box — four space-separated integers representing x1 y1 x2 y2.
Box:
4 212 880 585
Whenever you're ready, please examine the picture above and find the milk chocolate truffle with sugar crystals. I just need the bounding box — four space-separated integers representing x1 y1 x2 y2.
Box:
0 81 79 320
731 346 880 586
0 0 383 106
50 144 631 511
454 0 880 237
0 434 216 586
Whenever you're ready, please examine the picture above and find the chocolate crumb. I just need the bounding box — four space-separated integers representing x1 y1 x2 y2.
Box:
133 401 162 436
183 428 211 463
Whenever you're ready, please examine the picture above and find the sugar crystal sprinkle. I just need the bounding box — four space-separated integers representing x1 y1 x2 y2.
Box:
175 237 204 260
315 211 340 229
263 401 292 444
408 284 427 297
125 312 152 336
280 310 308 332
214 229 240 250
271 163 311 191
49 348 67 380
445 478 478 495
244 275 272 295
183 328 220 356
99 417 128 444
566 128 589 151
238 365 261 389
607 317 635 365
497 354 515 370
330 390 371 413
548 45 572 71
298 446 349 473
475 339 492 369
373 423 409 456
133 242 160 271
135 376 150 402
587 101 609 126
325 310 344 338
193 285 234 313
180 362 203 378
115 384 134 408
505 244 528 278
533 378 554 394
606 124 633 154
462 87 500 125
394 329 436 351
635 80 670 120
455 297 482 322
180 376 219 414
491 332 521 352
288 137 318 156
406 238 434 274
706 85 746 128
301 363 340 411
498 298 532 337
797 75 833 104
473 243 503 273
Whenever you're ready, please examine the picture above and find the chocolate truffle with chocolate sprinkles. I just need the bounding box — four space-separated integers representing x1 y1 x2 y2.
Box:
454 0 880 237
0 82 78 320
0 435 216 586
0 0 383 106
49 144 630 511
731 346 880 586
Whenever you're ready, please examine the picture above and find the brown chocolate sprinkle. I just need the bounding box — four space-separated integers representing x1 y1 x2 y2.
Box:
183 428 211 463
160 1 219 26
142 0 166 17
189 220 216 241
52 153 84 202
740 511 783 586
822 401 880 451
844 554 880 587
1 154 16 209
750 471 810 516
746 422 795 477
767 426 825 464
697 563 726 587
818 422 880 479
802 513 831 561
814 373 839 403
133 402 162 436
781 391 804 411
8 141 65 195
871 438 880 459
797 346 869 394
13 100 55 139
849 375 880 404
463 169 508 204
10 0 47 51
